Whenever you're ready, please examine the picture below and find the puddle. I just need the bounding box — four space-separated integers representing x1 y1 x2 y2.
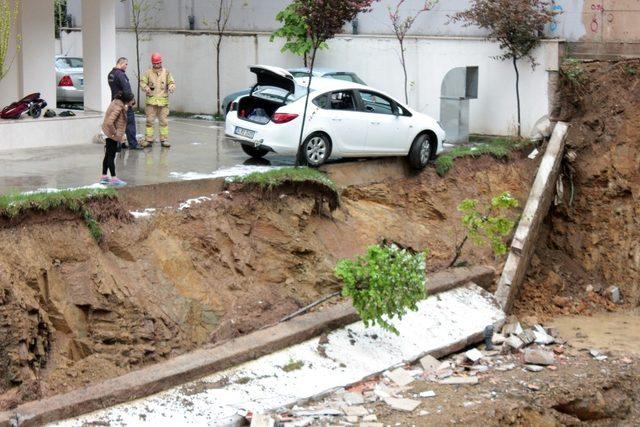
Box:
551 309 640 355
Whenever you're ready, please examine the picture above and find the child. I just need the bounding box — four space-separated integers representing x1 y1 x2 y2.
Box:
100 91 135 186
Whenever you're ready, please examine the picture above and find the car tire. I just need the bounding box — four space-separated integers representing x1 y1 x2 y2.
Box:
241 144 269 159
408 133 433 170
301 133 331 167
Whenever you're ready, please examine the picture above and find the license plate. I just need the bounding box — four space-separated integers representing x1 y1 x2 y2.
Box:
234 126 255 139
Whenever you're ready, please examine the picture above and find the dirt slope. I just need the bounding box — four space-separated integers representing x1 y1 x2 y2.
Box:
0 153 537 409
516 59 640 319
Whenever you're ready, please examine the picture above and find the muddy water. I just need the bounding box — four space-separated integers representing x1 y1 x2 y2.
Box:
551 309 640 355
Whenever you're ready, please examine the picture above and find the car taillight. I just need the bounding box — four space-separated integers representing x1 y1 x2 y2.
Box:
58 75 73 87
271 113 299 124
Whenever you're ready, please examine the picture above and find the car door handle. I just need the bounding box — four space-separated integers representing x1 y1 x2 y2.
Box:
331 118 342 122
370 121 381 125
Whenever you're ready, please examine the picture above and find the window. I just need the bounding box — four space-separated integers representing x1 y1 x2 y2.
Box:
290 71 311 78
359 91 395 115
56 57 83 69
313 94 330 109
326 72 366 85
329 91 356 111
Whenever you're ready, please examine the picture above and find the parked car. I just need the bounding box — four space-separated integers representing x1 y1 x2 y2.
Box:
225 65 445 169
221 67 366 116
55 55 84 104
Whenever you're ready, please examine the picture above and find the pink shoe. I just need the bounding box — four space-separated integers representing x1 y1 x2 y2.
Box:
108 177 127 187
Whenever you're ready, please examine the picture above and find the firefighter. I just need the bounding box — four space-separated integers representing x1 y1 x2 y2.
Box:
139 53 176 148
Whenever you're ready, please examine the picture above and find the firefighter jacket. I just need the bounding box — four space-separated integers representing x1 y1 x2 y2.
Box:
140 67 176 106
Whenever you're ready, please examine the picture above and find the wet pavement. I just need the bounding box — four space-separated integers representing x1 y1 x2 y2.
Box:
0 118 294 194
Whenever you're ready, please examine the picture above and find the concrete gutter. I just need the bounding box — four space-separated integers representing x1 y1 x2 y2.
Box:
0 266 493 427
495 122 569 312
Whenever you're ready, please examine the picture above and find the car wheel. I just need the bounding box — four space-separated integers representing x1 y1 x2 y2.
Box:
241 144 269 159
301 133 331 167
29 105 42 119
408 133 433 170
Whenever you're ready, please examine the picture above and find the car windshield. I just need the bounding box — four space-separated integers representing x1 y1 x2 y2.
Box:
328 73 366 85
56 57 83 68
290 71 311 78
253 85 313 103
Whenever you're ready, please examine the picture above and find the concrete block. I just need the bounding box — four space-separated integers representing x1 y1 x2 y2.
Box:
384 397 421 412
386 367 415 387
439 376 479 385
523 348 555 366
419 355 440 373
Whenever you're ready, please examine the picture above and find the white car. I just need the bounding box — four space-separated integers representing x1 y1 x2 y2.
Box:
225 65 445 169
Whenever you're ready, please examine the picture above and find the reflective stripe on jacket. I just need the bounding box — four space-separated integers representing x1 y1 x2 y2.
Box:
140 68 175 106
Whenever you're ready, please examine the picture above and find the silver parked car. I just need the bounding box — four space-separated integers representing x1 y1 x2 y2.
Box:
55 56 84 104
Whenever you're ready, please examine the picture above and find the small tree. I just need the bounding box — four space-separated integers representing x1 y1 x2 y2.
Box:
270 3 327 67
0 0 20 82
336 244 428 335
389 0 436 105
451 0 554 137
205 0 232 117
449 192 519 267
293 0 377 164
54 0 67 39
121 0 160 109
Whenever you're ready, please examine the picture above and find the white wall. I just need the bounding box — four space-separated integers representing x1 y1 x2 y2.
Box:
61 30 560 136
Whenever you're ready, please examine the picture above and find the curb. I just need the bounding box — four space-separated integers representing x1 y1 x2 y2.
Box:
0 266 493 427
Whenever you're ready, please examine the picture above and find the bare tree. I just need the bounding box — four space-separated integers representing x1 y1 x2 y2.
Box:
121 0 159 109
389 0 437 105
213 0 232 117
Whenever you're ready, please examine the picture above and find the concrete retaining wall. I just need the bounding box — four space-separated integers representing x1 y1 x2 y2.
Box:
495 122 569 312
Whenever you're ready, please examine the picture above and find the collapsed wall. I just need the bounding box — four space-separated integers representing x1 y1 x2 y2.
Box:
0 153 538 410
517 59 640 317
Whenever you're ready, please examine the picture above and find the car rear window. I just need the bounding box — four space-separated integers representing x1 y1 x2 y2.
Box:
56 57 83 68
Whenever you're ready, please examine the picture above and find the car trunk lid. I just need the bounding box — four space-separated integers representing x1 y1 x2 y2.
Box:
249 65 295 95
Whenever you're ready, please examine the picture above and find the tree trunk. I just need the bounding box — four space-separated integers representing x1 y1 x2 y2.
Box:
513 56 521 137
400 39 408 105
135 28 141 111
296 46 317 166
216 36 222 116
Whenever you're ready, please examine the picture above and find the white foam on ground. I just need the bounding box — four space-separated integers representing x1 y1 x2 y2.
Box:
129 208 157 219
170 165 281 181
54 284 504 427
178 196 212 210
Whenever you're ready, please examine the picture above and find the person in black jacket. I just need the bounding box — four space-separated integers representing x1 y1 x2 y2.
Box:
108 57 140 149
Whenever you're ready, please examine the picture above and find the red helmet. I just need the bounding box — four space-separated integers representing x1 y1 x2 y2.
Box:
151 53 162 64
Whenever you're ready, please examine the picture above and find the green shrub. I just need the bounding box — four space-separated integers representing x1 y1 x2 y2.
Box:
336 244 428 335
458 192 519 256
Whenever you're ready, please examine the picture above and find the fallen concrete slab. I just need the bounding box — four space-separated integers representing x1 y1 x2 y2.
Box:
0 266 493 427
53 283 504 427
495 122 569 312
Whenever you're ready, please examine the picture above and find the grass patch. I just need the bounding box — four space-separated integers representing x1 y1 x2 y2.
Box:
280 359 305 372
230 167 338 192
435 138 535 176
0 188 117 242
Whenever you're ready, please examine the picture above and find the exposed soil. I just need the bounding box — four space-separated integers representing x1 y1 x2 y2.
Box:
0 151 537 410
516 58 640 320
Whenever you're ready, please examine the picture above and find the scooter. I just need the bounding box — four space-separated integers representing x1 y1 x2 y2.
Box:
0 93 48 119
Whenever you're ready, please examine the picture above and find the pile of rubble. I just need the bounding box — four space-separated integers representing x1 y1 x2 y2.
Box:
245 317 620 426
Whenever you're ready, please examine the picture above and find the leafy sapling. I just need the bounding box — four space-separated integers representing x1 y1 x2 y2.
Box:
336 244 428 335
